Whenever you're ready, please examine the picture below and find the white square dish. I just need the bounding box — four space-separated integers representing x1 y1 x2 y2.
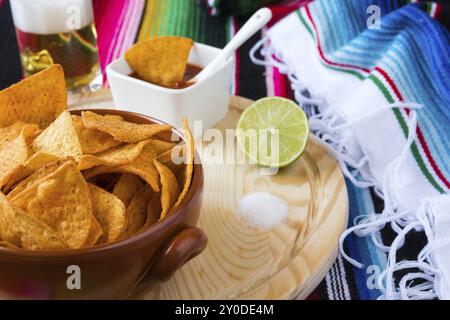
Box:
106 42 234 135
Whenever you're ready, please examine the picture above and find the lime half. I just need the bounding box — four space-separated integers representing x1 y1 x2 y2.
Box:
236 97 309 168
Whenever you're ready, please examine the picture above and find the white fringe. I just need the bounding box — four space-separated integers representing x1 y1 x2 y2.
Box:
250 37 443 300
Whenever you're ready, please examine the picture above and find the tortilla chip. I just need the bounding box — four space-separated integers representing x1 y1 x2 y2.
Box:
149 138 177 154
7 158 70 200
9 160 93 249
0 192 20 245
0 126 35 189
78 139 151 171
84 215 104 247
0 193 66 250
88 184 126 243
145 192 162 227
72 115 122 154
112 173 143 207
0 122 27 150
32 110 83 161
173 118 195 208
0 64 67 128
125 36 193 88
121 185 151 238
22 124 43 144
2 152 60 193
14 208 67 250
81 111 171 144
83 139 174 192
156 144 185 176
154 160 180 220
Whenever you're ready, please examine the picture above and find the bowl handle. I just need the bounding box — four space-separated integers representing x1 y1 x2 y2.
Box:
146 227 207 282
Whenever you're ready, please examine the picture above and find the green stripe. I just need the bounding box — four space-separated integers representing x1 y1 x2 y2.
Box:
297 10 313 38
426 2 432 15
158 0 170 35
225 16 231 42
369 75 444 193
296 10 445 193
391 110 445 193
368 78 444 193
368 75 394 103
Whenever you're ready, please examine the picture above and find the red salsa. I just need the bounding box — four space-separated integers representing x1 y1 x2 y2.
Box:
129 63 203 89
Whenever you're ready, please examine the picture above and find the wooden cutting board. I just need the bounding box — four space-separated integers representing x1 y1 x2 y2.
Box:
70 90 349 300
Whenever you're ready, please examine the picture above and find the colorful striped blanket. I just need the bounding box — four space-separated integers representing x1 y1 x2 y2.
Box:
253 0 450 299
87 0 449 300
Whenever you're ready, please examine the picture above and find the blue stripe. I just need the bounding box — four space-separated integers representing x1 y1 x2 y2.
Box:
308 0 450 188
345 180 385 299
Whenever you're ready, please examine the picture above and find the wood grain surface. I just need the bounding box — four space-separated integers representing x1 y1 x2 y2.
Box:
71 92 349 300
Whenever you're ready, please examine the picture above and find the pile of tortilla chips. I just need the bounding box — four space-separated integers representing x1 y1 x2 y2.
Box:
0 65 195 251
125 36 193 88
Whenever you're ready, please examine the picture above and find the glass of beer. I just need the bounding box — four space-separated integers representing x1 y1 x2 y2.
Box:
10 0 101 91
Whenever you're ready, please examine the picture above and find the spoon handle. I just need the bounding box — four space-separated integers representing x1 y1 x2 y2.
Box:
195 8 272 82
222 7 272 59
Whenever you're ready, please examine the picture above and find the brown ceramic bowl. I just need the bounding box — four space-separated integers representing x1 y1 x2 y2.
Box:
0 109 206 300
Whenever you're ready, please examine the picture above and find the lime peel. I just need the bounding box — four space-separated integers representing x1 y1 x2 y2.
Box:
236 97 309 168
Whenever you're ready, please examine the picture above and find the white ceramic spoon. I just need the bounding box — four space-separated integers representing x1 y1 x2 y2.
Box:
189 7 272 84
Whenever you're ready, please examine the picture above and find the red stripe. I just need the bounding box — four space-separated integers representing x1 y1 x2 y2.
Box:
304 4 450 190
416 129 450 189
374 67 405 102
434 4 442 20
305 6 371 73
268 0 312 26
375 68 450 189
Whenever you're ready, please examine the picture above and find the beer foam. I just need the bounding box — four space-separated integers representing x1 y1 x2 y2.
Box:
10 0 94 35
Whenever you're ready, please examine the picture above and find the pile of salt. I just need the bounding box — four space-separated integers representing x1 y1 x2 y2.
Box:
237 192 288 229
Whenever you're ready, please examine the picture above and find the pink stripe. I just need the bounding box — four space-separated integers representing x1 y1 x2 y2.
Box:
112 0 144 62
121 0 145 54
93 0 129 72
272 67 289 98
112 3 132 61
265 1 312 98
93 0 144 86
106 2 129 66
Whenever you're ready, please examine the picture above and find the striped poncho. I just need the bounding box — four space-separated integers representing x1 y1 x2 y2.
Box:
251 0 450 299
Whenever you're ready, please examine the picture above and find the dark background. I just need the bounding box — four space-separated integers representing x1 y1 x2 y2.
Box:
0 0 22 90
